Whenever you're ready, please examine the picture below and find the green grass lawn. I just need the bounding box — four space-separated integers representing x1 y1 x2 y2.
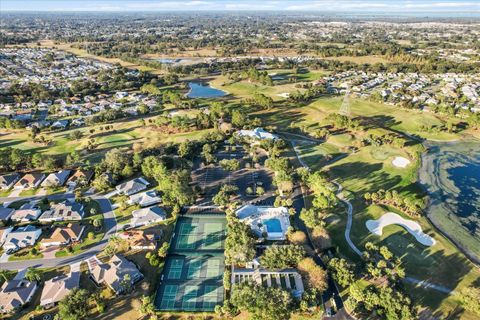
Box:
0 189 12 197
114 205 138 225
55 226 104 258
45 186 66 195
19 188 39 197
9 247 44 261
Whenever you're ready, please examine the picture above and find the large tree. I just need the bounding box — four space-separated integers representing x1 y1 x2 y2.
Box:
55 288 90 320
230 283 293 320
225 219 256 264
260 245 306 269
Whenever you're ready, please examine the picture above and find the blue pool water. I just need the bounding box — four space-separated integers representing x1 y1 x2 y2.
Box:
264 218 282 233
186 82 227 99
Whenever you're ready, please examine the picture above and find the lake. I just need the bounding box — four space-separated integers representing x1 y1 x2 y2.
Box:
186 82 227 99
419 140 480 262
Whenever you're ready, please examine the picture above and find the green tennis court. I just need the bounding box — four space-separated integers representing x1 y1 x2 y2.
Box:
173 216 226 251
155 214 227 312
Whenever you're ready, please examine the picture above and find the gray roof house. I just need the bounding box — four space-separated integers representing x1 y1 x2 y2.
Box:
0 280 38 313
89 255 143 294
0 207 14 222
130 206 166 228
41 170 71 188
40 272 80 308
0 173 20 190
39 200 85 222
116 177 150 196
127 190 161 207
3 225 42 250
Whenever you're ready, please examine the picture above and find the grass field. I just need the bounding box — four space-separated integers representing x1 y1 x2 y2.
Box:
0 117 214 163
209 75 306 101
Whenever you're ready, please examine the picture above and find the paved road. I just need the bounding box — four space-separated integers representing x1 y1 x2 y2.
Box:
0 195 116 271
289 139 354 320
0 192 75 205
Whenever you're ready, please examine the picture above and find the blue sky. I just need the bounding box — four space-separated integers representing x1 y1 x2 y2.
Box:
2 0 480 13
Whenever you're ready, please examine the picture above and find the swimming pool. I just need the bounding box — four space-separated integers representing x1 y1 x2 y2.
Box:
263 218 283 233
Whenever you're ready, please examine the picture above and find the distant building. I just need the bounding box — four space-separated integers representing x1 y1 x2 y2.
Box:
237 127 279 141
0 280 38 313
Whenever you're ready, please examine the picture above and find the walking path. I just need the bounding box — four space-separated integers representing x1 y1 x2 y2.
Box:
333 182 362 256
288 136 455 296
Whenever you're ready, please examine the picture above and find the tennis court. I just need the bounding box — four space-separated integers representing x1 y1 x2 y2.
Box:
155 214 226 312
173 216 226 251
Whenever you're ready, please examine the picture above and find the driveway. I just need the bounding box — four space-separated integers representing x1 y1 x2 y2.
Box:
7 189 22 197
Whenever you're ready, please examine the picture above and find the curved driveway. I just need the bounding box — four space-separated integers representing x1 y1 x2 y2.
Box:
0 195 117 271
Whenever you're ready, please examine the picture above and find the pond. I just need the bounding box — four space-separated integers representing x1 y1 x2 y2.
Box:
186 82 227 99
419 140 480 262
155 58 190 64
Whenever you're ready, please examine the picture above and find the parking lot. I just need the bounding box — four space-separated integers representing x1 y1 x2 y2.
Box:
191 144 273 205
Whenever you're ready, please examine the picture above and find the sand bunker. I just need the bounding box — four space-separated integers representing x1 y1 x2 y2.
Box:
392 156 411 168
277 92 290 98
366 212 436 246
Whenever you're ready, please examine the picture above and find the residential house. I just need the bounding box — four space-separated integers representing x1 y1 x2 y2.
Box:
41 223 85 248
0 173 20 189
0 280 38 313
41 170 71 188
10 208 42 222
0 208 14 222
118 230 158 250
40 272 80 308
3 225 42 250
116 177 150 196
39 200 85 222
13 173 45 189
0 227 13 246
130 206 166 228
51 120 68 129
89 254 143 294
127 190 161 207
66 169 94 188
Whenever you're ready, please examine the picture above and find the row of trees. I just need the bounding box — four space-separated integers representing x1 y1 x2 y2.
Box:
364 189 424 217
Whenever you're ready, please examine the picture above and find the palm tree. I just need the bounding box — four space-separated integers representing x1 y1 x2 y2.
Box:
25 267 42 282
0 269 9 282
